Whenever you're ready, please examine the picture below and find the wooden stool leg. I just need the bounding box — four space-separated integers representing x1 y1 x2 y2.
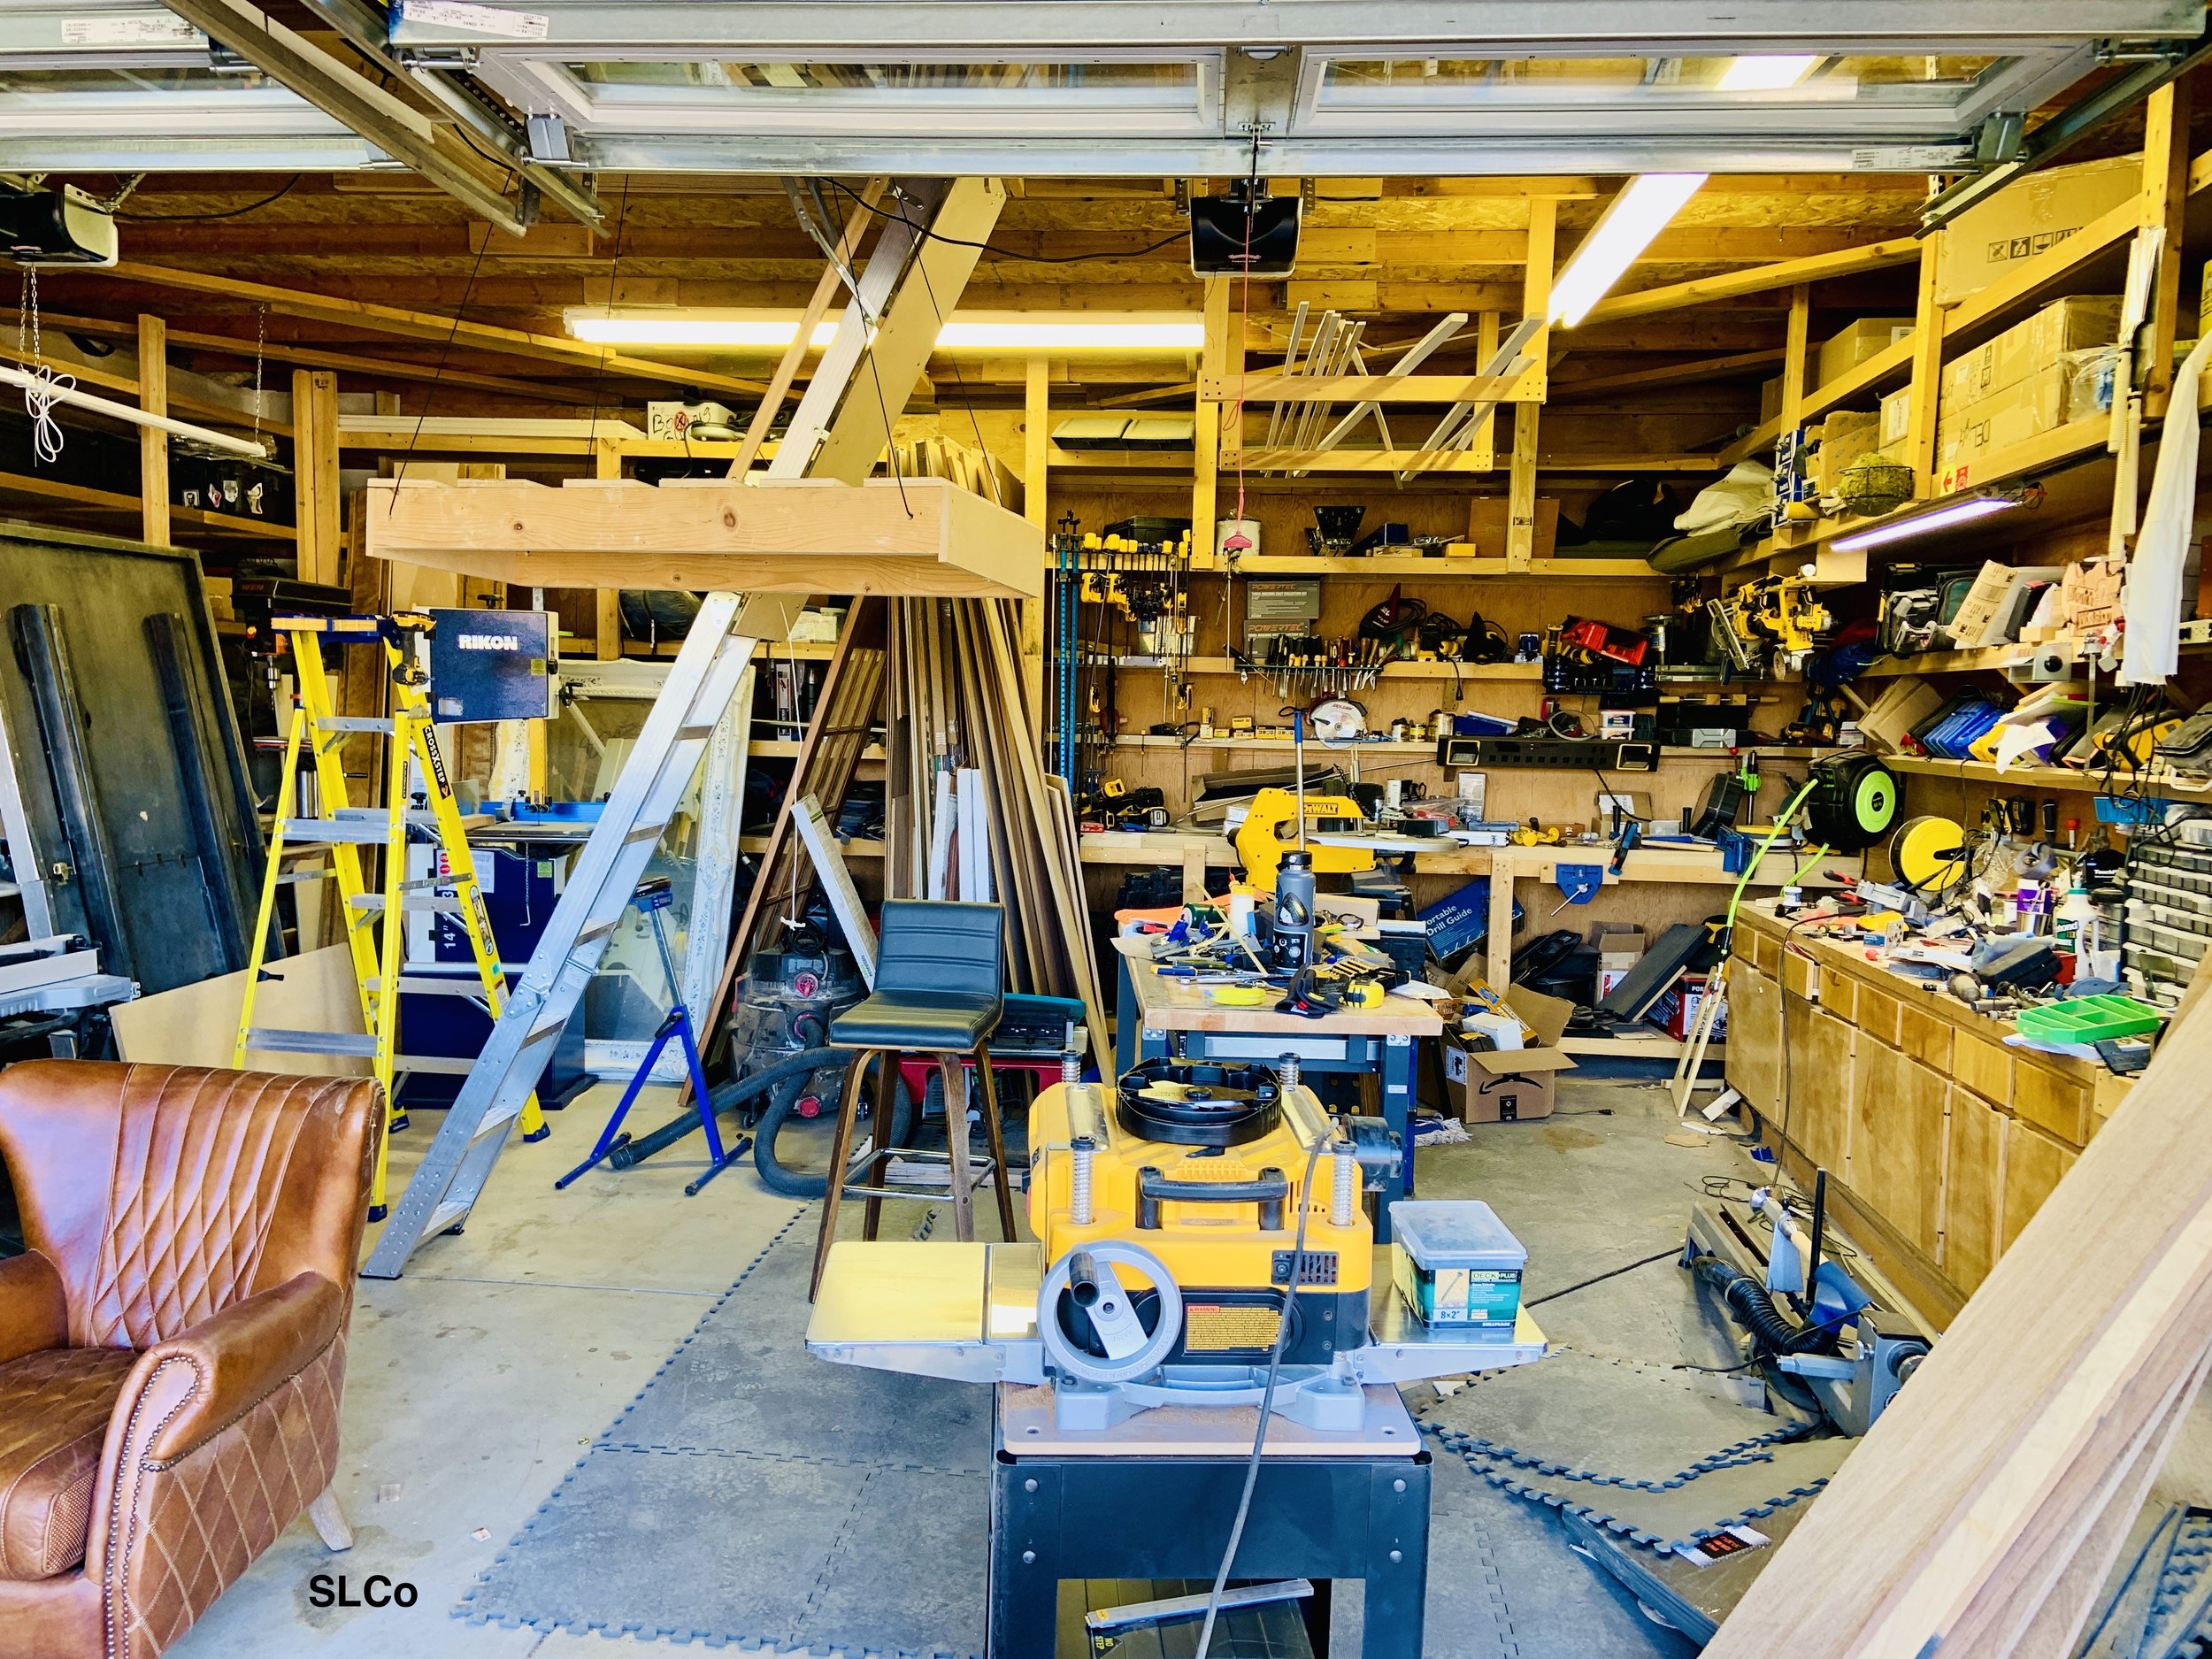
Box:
861 1048 900 1242
939 1055 976 1243
810 1048 872 1300
974 1042 1018 1241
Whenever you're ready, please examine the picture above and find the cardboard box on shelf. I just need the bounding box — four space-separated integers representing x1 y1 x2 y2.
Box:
1439 983 1578 1124
1858 675 1945 749
1591 922 1646 972
1881 385 1914 448
1939 295 2122 410
1466 495 1561 561
1808 411 1883 495
1936 346 2117 483
1946 561 2069 650
2062 559 2125 632
1653 975 1726 1042
1935 154 2141 306
1816 318 1913 387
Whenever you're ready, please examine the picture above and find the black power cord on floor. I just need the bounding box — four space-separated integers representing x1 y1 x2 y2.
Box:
1525 1247 1680 1309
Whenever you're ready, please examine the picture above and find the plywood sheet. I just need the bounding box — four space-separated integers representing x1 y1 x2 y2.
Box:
1849 1046 1946 1256
112 943 366 1076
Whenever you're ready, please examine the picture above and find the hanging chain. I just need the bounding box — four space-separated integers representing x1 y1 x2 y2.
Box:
250 303 267 441
17 266 66 465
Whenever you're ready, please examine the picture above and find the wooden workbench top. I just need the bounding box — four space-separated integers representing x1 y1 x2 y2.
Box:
1125 955 1443 1038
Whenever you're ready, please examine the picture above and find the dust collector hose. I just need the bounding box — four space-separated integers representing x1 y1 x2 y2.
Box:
1693 1255 1833 1356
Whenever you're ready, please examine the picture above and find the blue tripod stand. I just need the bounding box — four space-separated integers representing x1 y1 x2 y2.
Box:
556 875 747 1190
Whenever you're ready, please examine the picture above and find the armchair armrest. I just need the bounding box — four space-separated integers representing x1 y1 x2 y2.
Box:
133 1272 345 1463
0 1250 65 1364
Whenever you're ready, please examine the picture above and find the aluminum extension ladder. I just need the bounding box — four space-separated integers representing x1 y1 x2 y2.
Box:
235 614 541 1218
364 594 757 1278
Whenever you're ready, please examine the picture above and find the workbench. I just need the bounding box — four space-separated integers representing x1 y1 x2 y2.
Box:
1402 841 1862 989
1726 902 2133 1321
1113 955 1441 1242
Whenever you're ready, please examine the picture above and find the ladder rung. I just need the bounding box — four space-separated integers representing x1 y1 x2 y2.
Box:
348 894 465 913
281 819 392 845
245 1028 378 1057
425 1199 471 1234
394 1054 475 1075
314 716 397 733
575 917 618 946
365 976 494 998
622 822 668 846
675 722 718 739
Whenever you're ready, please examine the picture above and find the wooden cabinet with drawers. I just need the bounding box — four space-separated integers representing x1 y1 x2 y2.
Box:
1725 903 2124 1319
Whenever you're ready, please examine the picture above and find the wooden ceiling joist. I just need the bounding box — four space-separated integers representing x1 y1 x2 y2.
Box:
89 263 768 399
41 311 598 406
1579 237 1924 326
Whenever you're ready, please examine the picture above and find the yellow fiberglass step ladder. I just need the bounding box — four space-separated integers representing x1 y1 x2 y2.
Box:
233 613 542 1218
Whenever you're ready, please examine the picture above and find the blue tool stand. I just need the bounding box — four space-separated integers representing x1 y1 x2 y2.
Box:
556 876 746 1192
987 1384 1430 1657
1114 956 1420 1242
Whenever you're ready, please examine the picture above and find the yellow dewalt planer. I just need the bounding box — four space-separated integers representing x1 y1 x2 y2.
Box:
808 1056 1544 1432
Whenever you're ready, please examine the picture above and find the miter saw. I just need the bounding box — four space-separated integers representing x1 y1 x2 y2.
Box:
807 1055 1545 1432
1233 786 1375 890
1709 574 1832 677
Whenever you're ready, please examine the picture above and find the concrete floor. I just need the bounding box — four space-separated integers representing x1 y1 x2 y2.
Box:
166 1074 1770 1658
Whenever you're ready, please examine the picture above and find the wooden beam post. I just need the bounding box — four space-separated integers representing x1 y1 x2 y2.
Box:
291 368 342 584
2141 80 2193 418
1469 311 1502 472
1578 235 1921 326
1021 353 1049 730
1193 276 1229 559
594 438 622 660
1906 239 1947 497
1507 199 1556 568
136 313 168 547
1781 283 1811 435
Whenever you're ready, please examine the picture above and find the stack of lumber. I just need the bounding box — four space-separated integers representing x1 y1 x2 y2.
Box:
887 431 1022 516
702 593 1106 1078
882 595 1107 1069
1703 962 2212 1659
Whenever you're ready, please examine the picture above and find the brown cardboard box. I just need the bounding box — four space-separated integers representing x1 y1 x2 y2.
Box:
1816 318 1913 387
1440 984 1578 1124
1590 922 1647 972
1809 411 1883 494
1936 155 2140 305
1466 495 1561 560
1939 295 2121 410
2062 560 2125 632
1881 385 1914 448
1858 676 1945 752
1936 359 2077 477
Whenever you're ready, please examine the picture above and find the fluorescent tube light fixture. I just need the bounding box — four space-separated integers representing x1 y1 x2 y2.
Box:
561 309 1202 353
1830 492 2024 553
1717 55 1818 91
1548 173 1707 327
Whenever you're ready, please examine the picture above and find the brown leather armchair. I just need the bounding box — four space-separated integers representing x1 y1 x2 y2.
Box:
0 1061 381 1659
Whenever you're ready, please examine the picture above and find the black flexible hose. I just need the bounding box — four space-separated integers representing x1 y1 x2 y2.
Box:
1693 1256 1834 1356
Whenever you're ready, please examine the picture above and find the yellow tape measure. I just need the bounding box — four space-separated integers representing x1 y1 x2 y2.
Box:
1207 984 1269 1006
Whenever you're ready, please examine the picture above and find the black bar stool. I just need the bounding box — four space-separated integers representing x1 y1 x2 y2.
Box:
810 900 1019 1299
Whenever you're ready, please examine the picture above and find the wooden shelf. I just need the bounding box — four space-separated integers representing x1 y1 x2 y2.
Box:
1886 755 2112 795
1561 1034 1726 1061
1195 554 1661 579
1110 655 1542 681
1103 733 1820 760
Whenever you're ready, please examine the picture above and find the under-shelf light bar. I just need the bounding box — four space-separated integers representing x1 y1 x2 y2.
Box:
1830 493 2022 553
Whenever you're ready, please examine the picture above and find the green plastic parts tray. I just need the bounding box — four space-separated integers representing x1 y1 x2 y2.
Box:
2015 994 2163 1045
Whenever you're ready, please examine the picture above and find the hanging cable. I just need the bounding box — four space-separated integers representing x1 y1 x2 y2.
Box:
17 266 69 465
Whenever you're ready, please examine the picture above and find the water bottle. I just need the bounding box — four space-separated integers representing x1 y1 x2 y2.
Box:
1272 851 1316 972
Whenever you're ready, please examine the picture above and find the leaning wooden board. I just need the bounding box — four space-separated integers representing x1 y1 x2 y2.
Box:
364 475 1042 598
1703 949 2212 1659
